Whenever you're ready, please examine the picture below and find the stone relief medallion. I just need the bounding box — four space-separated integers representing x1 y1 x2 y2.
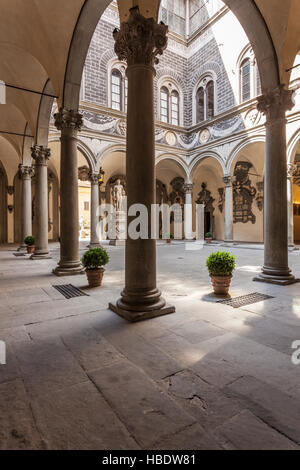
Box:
199 128 210 144
245 108 261 127
165 131 177 146
117 119 127 136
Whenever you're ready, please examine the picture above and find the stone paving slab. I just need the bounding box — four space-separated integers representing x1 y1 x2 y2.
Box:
89 360 196 448
98 326 183 380
223 375 300 444
12 338 88 398
162 370 244 431
31 381 138 450
0 379 44 450
61 328 124 372
215 409 298 450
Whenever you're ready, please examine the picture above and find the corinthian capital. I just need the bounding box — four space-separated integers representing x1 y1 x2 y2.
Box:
19 164 34 179
113 6 168 67
257 85 294 122
223 176 232 187
89 171 101 185
54 108 83 131
31 145 50 166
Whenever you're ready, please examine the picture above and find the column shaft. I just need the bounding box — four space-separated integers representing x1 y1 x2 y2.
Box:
18 166 33 250
184 184 193 240
287 176 294 247
223 176 233 243
109 6 175 321
31 146 51 259
89 173 101 247
53 109 84 276
254 86 296 285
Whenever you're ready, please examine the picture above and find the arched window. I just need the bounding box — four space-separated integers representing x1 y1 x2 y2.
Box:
196 77 215 123
171 90 179 126
111 69 122 111
206 80 214 119
196 87 205 122
160 86 169 123
240 58 251 102
159 82 181 125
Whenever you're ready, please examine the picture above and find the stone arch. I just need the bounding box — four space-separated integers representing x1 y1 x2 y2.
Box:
97 143 127 169
62 0 279 116
221 0 279 91
36 80 56 147
190 151 226 179
77 140 96 172
62 0 112 110
155 153 189 181
227 136 266 175
287 128 300 164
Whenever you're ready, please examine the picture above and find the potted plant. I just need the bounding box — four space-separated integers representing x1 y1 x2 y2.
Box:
81 247 109 288
24 236 35 254
164 233 174 244
205 232 213 244
206 251 236 295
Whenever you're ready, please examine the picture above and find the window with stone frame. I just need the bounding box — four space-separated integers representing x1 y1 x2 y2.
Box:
240 58 251 102
196 76 215 123
160 86 169 123
171 90 180 125
111 69 122 111
160 82 181 125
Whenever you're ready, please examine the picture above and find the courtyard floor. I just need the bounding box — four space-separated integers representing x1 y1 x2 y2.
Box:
0 241 300 450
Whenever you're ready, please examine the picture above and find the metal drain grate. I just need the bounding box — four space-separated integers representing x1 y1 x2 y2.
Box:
218 292 274 308
53 284 89 299
13 253 26 257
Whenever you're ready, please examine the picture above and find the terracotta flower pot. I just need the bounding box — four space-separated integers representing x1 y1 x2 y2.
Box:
166 239 171 244
210 275 232 295
205 238 212 244
86 268 104 287
27 245 35 254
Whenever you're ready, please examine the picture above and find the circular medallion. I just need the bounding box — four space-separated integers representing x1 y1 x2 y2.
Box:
165 131 177 146
199 128 210 144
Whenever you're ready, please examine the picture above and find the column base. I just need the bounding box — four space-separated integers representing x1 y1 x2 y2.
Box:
30 251 52 260
253 272 299 286
53 261 85 277
88 243 102 249
109 300 175 323
109 240 126 246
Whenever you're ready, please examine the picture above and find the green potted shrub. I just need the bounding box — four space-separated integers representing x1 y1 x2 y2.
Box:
24 235 35 254
206 251 236 295
205 232 213 244
81 247 109 287
164 233 174 244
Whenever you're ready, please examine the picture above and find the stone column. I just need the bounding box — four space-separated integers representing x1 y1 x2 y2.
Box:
223 176 233 243
18 165 33 251
31 146 51 259
109 6 175 322
254 86 296 284
53 109 84 276
88 171 101 248
184 183 193 240
287 166 294 247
